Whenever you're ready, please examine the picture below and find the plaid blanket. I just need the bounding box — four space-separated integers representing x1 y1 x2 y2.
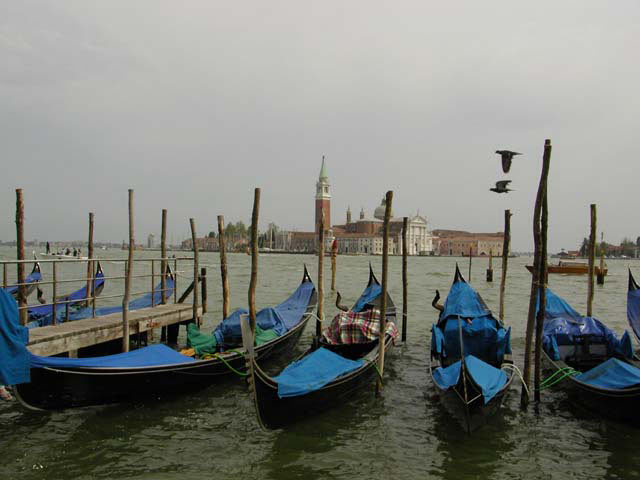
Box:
323 308 398 345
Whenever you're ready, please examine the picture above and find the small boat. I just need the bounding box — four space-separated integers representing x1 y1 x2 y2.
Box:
27 262 106 326
241 264 397 429
40 252 88 260
3 263 42 299
13 265 316 410
525 261 607 276
429 265 514 433
540 285 640 424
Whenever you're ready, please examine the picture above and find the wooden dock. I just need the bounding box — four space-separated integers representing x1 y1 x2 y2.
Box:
27 303 202 356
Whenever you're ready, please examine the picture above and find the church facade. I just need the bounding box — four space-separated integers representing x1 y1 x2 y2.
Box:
288 158 434 255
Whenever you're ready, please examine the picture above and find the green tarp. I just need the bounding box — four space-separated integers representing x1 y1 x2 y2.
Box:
187 323 278 355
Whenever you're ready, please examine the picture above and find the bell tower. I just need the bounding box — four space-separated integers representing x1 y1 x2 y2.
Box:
315 156 331 233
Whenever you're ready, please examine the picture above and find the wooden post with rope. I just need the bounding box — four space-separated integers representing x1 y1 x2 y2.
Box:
522 139 551 407
534 187 549 401
597 232 605 285
122 189 134 353
218 215 230 319
249 188 260 334
376 190 393 396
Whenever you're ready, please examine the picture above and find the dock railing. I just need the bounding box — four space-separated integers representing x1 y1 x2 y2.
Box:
0 256 207 327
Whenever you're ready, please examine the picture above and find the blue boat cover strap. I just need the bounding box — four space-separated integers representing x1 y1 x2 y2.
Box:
432 355 507 404
0 290 31 385
575 357 640 390
627 287 640 342
30 344 195 369
274 347 364 398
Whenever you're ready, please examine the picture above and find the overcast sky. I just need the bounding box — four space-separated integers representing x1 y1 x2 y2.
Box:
1 1 638 251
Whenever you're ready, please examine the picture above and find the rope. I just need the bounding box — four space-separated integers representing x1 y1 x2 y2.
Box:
501 362 530 399
365 359 383 385
539 367 579 390
201 350 249 377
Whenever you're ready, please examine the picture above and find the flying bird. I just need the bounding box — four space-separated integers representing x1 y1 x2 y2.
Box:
496 150 522 173
490 180 513 194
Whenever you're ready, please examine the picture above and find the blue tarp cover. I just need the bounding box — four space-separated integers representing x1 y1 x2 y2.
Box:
431 280 511 365
29 344 194 369
4 270 42 296
439 281 491 326
538 288 581 320
36 277 174 326
274 347 364 398
541 289 633 360
432 355 507 404
0 290 31 385
28 269 106 321
575 357 640 390
627 286 640 342
352 282 382 313
213 281 314 344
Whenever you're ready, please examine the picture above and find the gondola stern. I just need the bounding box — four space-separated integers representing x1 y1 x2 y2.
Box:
454 263 465 283
629 268 639 292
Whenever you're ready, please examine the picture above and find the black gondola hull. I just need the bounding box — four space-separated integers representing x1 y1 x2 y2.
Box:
429 356 514 433
542 351 640 424
252 336 395 429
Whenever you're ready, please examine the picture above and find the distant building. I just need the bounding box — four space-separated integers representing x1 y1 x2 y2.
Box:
433 229 504 256
147 233 156 249
181 237 219 251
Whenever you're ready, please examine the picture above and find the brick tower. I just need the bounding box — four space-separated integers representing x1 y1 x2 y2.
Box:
315 156 331 233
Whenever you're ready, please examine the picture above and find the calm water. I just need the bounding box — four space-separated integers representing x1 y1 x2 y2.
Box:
1 246 640 479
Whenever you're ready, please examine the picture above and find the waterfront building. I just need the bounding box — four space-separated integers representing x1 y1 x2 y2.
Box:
433 229 504 256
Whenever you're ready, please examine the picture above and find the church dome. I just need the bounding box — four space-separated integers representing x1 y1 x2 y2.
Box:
374 197 393 220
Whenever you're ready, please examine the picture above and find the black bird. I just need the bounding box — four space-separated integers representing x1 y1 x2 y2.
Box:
496 150 522 173
490 180 513 194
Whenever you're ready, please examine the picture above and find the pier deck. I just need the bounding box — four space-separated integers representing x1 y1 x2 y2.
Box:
27 303 202 356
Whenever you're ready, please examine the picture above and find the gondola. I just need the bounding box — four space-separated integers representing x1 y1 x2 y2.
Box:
4 262 42 299
241 264 397 430
27 262 106 326
12 266 316 410
540 283 640 424
429 266 514 433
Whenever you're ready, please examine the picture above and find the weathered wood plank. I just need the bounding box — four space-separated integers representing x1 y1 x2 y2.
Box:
27 304 202 356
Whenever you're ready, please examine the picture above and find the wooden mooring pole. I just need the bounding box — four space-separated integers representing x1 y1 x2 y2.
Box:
190 218 200 327
218 215 230 319
534 188 549 402
330 238 337 291
161 209 167 304
468 245 472 282
122 189 134 353
499 210 512 322
522 139 551 407
401 216 408 343
486 250 493 282
15 188 27 326
587 204 597 316
249 188 260 333
317 211 325 339
376 190 392 396
85 212 94 307
597 232 605 285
